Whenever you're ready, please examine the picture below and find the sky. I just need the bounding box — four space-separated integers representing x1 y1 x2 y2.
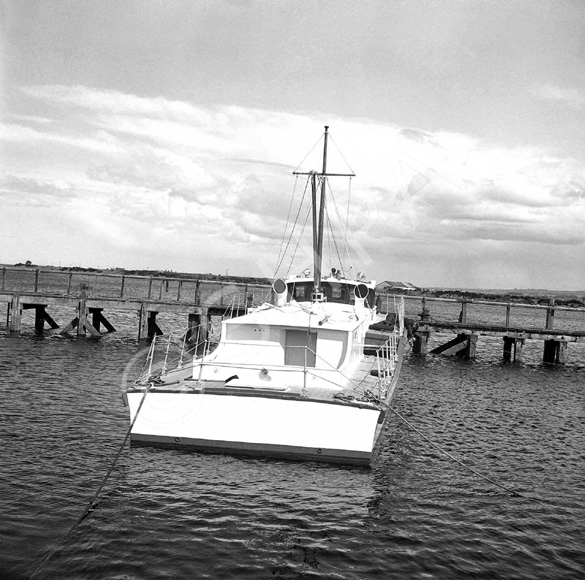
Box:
1 0 585 290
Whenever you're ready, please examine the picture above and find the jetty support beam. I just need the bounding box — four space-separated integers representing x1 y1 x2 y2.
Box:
22 304 60 335
431 332 478 359
138 306 163 340
413 325 433 355
186 308 209 344
543 338 567 365
89 307 116 333
60 285 101 337
148 312 163 339
8 295 22 333
503 336 525 362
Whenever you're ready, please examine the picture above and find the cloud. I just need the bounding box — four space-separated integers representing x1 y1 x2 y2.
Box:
535 84 585 110
0 174 77 203
3 84 585 283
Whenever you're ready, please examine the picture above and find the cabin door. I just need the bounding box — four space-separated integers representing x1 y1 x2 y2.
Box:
285 330 317 367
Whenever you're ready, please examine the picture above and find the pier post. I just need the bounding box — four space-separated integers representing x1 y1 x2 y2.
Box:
515 337 525 362
89 307 116 333
186 308 209 344
413 297 433 355
543 338 567 365
557 339 567 364
147 311 163 339
138 304 147 340
58 284 100 337
546 299 555 330
77 285 88 336
413 325 433 355
8 295 21 333
503 336 525 362
23 304 59 335
138 307 162 340
464 333 478 359
459 300 468 323
35 305 44 334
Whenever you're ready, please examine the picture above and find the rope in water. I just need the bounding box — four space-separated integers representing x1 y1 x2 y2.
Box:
385 404 527 498
28 384 152 579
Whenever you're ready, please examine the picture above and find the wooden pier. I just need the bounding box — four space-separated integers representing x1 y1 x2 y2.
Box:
380 295 585 365
1 267 271 340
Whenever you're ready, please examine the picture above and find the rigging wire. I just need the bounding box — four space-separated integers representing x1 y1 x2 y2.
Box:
344 177 354 276
292 134 324 174
325 210 345 272
327 132 356 175
274 176 311 278
274 174 300 275
325 178 355 275
285 202 312 276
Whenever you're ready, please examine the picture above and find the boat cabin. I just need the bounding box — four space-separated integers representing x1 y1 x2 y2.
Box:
286 278 376 308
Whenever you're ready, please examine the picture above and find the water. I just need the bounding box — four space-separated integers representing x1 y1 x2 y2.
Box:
1 312 585 579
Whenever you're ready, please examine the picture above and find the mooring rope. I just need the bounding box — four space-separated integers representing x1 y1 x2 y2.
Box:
28 384 153 579
384 404 529 498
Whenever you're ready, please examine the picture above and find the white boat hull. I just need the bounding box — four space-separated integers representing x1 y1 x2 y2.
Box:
128 390 384 465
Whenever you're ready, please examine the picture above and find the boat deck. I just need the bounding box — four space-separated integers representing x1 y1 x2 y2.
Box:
132 354 386 409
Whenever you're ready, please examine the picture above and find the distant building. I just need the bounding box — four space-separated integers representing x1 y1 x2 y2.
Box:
376 281 419 293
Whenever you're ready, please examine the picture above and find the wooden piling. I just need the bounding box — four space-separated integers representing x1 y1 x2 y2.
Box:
147 311 163 339
543 338 567 365
413 326 433 355
186 308 209 343
8 295 21 333
503 336 525 362
89 308 116 333
546 299 555 330
22 304 59 335
465 333 478 358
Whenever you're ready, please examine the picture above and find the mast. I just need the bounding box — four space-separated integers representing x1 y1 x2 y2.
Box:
313 126 329 299
292 126 355 302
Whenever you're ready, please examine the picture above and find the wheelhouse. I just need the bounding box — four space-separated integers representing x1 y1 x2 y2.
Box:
286 279 376 308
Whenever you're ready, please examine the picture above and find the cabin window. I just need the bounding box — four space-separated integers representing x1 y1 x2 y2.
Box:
288 282 310 302
285 330 317 367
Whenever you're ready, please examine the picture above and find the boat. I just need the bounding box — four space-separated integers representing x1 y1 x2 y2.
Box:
125 126 407 466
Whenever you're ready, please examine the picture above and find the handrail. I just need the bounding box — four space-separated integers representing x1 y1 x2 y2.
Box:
387 292 585 313
0 265 272 304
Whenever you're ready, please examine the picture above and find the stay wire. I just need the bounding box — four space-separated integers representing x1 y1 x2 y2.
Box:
326 178 354 275
28 384 153 580
383 404 542 500
275 176 310 278
286 203 312 276
274 174 300 277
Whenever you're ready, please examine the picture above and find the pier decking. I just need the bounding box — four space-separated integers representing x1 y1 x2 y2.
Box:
1 267 271 340
380 294 585 364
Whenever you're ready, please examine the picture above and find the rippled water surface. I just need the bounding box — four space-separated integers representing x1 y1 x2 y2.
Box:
1 314 585 579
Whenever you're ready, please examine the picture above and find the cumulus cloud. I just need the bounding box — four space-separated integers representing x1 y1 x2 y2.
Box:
3 84 584 281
